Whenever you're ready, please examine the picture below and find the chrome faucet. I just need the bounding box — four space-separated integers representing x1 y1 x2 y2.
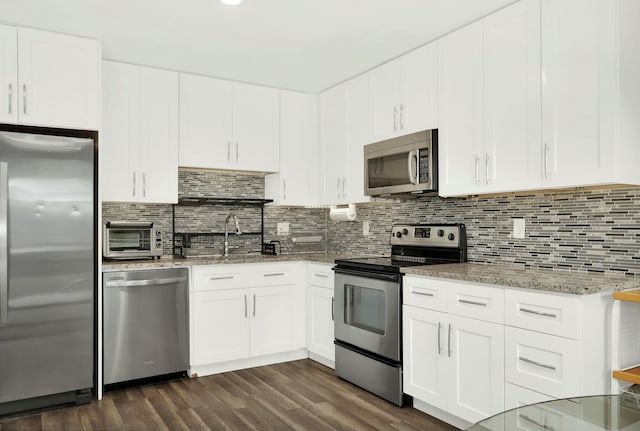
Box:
223 213 242 257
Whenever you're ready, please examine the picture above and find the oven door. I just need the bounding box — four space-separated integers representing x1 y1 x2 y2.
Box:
334 268 401 362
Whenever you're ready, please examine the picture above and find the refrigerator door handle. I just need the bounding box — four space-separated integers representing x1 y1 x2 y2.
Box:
0 162 8 325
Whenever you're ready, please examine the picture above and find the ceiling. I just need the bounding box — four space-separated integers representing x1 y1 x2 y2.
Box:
0 0 516 93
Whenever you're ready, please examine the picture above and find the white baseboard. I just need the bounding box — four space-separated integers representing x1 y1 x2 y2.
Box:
412 399 472 430
307 351 335 369
189 349 308 377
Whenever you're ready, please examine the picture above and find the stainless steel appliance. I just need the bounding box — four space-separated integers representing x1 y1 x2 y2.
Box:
103 221 163 260
0 128 95 415
333 223 466 406
364 129 438 197
103 268 188 385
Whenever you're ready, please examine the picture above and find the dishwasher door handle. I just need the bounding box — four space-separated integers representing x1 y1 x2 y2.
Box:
104 277 188 288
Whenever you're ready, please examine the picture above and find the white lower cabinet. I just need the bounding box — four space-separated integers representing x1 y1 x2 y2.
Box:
250 285 295 357
306 263 335 366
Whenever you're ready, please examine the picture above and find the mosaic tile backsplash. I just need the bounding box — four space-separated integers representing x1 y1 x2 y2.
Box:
103 170 640 275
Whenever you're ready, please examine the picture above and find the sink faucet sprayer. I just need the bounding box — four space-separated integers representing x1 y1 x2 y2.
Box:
224 213 242 257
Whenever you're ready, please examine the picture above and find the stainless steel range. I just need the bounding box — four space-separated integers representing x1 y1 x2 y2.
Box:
333 223 467 406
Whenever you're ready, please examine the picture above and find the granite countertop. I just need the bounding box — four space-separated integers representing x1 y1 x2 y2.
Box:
103 254 640 295
403 262 640 295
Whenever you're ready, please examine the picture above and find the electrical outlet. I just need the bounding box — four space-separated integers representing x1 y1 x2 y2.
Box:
363 220 370 236
277 222 289 236
513 218 525 239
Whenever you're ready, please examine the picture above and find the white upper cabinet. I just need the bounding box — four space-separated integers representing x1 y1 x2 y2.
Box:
319 83 349 205
370 41 438 142
101 61 179 203
0 25 99 130
540 0 640 188
265 90 318 206
179 73 279 173
345 74 371 204
439 0 542 196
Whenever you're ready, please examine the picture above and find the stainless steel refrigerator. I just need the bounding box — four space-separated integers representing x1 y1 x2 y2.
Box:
0 128 95 415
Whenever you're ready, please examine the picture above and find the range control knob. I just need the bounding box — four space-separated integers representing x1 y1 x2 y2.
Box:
437 229 445 237
402 228 409 235
395 232 402 238
448 233 456 241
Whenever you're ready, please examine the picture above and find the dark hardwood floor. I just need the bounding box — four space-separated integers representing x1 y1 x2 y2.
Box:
0 359 460 431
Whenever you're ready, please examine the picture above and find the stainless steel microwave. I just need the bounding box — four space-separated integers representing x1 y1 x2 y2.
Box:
103 221 163 260
364 129 438 196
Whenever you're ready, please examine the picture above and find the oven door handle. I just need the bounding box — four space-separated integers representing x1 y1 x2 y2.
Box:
333 267 401 283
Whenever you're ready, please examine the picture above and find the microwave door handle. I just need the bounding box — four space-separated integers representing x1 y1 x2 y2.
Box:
407 150 419 185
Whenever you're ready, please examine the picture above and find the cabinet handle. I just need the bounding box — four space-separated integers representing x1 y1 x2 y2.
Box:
314 273 328 279
342 177 346 199
7 84 12 115
412 290 434 297
393 106 398 132
244 294 248 318
227 142 231 163
253 293 256 317
132 172 136 197
485 153 490 185
283 179 286 201
263 272 285 277
210 275 234 280
235 142 239 163
519 413 555 431
437 321 442 354
22 84 26 115
331 297 335 321
544 143 550 179
447 323 452 357
399 104 405 130
519 307 557 318
337 178 341 198
458 299 488 307
518 356 556 371
474 155 480 184
142 172 146 197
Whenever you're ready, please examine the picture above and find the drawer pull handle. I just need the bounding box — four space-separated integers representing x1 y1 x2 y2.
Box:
210 276 234 280
413 290 435 297
519 356 556 371
264 272 285 277
458 299 487 307
519 413 557 431
520 307 557 318
314 274 329 278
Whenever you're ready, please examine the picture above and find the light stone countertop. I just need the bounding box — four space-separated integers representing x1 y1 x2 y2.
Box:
102 254 640 295
403 262 640 295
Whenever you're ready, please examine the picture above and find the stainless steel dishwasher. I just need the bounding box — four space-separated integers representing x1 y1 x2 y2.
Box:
103 268 189 385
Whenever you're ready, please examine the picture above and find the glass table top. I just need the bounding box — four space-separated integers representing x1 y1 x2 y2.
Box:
466 394 640 431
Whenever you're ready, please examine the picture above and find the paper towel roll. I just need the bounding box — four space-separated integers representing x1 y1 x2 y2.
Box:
329 204 357 221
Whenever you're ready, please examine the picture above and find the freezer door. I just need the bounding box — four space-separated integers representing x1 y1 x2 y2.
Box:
0 131 94 404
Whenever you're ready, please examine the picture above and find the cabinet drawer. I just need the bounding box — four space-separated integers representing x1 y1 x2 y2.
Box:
403 276 447 312
308 263 334 288
505 327 579 398
447 281 504 323
505 383 554 411
505 289 580 339
191 265 247 292
249 264 297 287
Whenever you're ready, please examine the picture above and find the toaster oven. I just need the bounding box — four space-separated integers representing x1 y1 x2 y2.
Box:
103 221 163 260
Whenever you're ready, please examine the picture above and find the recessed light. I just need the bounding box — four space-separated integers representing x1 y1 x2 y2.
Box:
220 0 243 5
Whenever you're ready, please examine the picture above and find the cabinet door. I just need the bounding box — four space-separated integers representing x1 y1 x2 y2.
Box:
541 0 615 187
484 0 542 193
306 285 335 362
319 84 348 205
370 59 402 141
345 74 371 204
0 25 17 124
192 289 250 365
178 73 233 170
267 90 318 206
402 41 438 134
17 28 99 130
233 82 279 172
447 314 504 424
250 286 293 357
438 21 484 196
138 67 179 203
101 61 139 202
403 306 447 410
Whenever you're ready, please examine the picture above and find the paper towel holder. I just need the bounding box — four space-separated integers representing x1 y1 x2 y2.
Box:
329 203 357 221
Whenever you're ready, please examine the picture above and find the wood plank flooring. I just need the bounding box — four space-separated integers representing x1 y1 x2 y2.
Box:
0 359 460 431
